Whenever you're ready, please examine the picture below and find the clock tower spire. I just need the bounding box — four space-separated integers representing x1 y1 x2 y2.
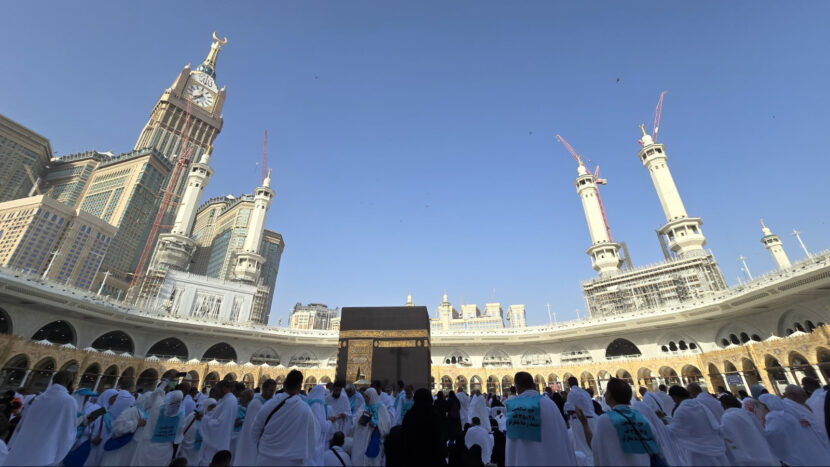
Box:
134 32 228 162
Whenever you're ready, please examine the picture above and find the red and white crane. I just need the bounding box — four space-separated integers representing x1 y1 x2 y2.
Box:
640 91 667 145
555 134 613 242
130 100 196 290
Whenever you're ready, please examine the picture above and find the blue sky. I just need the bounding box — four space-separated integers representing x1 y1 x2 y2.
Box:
3 1 829 326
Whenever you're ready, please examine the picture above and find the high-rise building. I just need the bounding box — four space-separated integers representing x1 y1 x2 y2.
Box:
430 292 520 330
0 195 115 290
134 34 227 162
257 230 285 322
0 114 52 202
71 148 172 294
42 151 111 208
289 303 340 330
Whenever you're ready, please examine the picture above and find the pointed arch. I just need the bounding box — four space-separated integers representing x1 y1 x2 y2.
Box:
91 331 135 354
146 337 189 360
202 343 237 363
606 339 642 359
31 320 76 346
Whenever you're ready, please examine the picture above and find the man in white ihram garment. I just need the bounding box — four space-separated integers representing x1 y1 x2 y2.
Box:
456 387 471 425
505 372 577 466
590 378 662 466
233 379 276 466
653 384 675 416
132 390 185 466
465 416 493 464
352 387 392 467
198 380 238 465
639 386 672 420
176 398 216 466
250 370 318 466
469 396 491 433
306 385 333 466
631 400 687 466
6 370 77 466
687 382 724 421
663 385 729 465
325 381 353 436
562 376 595 463
717 394 779 466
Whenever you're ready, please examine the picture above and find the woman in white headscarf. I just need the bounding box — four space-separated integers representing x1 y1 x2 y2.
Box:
759 393 830 466
470 394 491 433
99 392 152 467
176 397 216 466
108 389 135 422
132 390 185 466
83 388 117 467
307 385 333 466
351 388 391 467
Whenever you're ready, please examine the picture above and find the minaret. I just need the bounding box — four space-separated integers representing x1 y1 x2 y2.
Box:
152 151 214 271
760 219 791 269
574 160 622 276
233 169 275 283
405 292 414 306
638 125 706 258
172 152 214 236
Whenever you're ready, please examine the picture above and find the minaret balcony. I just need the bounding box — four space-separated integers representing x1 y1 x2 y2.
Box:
154 233 197 271
233 252 265 283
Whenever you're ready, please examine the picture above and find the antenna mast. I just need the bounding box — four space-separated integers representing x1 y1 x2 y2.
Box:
262 130 268 184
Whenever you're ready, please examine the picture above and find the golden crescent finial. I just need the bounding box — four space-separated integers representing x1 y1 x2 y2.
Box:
639 123 647 137
212 31 228 46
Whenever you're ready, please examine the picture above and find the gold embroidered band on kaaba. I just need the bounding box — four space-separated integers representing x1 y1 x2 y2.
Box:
339 329 429 339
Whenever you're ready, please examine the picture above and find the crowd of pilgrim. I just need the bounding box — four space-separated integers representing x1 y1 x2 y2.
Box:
0 367 828 466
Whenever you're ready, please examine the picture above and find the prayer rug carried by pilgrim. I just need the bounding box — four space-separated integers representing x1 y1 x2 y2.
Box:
335 306 431 389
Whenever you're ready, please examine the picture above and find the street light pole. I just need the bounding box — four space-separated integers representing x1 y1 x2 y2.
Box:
41 250 61 280
97 271 111 296
792 229 812 259
738 256 752 280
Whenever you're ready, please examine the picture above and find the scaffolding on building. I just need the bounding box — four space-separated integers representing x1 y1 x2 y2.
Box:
581 251 727 317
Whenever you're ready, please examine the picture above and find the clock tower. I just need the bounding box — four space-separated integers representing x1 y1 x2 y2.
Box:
134 32 228 161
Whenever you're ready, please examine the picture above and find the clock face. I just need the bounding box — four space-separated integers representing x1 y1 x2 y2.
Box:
192 72 217 90
186 83 215 109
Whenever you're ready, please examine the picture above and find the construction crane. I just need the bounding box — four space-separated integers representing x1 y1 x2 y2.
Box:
555 134 614 242
130 100 197 290
640 91 667 146
262 130 268 184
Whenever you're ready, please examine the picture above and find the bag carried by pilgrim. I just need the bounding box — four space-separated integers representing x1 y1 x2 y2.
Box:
365 427 381 458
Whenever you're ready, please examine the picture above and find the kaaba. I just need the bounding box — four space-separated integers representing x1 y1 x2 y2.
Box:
335 306 431 390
